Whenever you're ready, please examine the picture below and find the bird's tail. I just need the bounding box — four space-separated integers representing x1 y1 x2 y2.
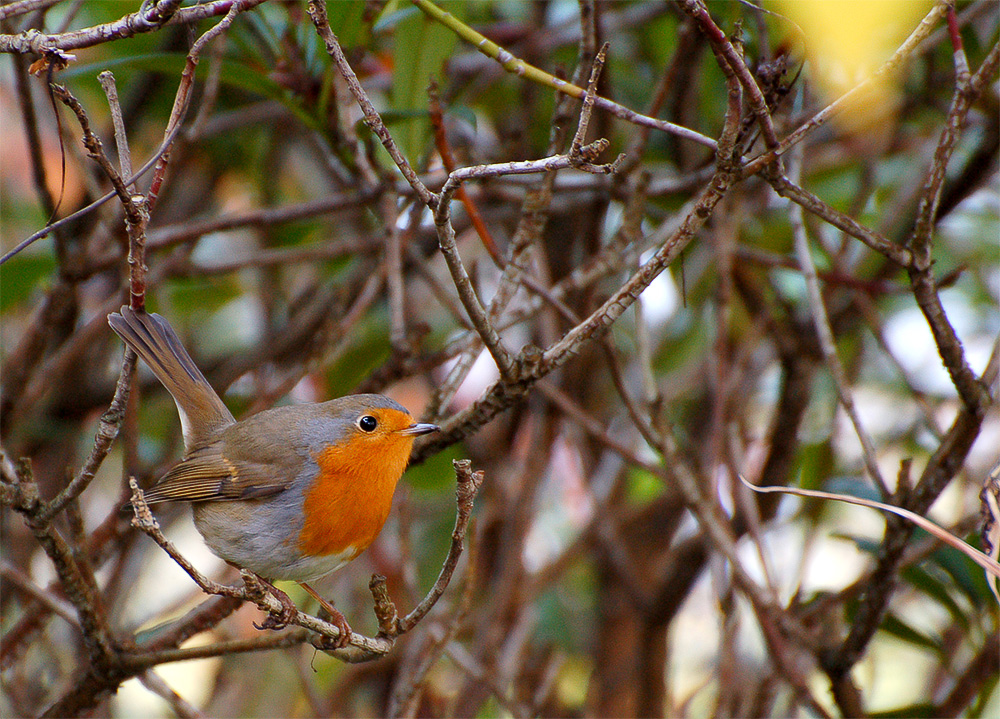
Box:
108 307 234 448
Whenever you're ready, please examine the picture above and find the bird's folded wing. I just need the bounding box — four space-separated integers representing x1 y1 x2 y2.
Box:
141 451 292 504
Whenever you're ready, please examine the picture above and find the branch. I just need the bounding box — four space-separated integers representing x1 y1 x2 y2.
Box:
785 147 890 498
768 174 913 267
678 0 779 151
127 457 484 662
905 39 998 414
414 162 734 462
426 37 624 383
307 0 435 208
0 0 62 23
0 0 265 53
739 477 1000 588
1 0 250 266
399 460 484 632
40 347 136 521
5 461 118 676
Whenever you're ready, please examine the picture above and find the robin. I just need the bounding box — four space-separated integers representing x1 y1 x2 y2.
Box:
108 307 437 647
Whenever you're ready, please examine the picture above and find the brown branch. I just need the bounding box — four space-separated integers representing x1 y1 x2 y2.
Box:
0 559 79 627
138 671 206 719
428 115 622 386
0 121 182 265
126 632 310 670
48 83 144 225
388 523 477 718
1 0 246 267
537 163 728 371
147 0 248 213
40 349 136 521
0 0 62 22
426 89 579 419
398 461 483 632
905 40 998 415
935 632 1000 717
5 463 118 683
414 158 732 462
785 147 890 498
823 403 991 691
0 0 265 53
678 0 779 151
445 640 534 719
570 42 608 156
127 455 483 664
768 174 914 267
411 0 717 150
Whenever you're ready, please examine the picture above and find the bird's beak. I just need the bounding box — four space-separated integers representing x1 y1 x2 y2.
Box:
400 422 439 436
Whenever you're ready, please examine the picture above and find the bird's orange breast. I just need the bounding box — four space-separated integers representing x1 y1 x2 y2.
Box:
297 433 413 558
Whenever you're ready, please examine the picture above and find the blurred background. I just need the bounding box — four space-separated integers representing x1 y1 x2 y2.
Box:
2 1 998 717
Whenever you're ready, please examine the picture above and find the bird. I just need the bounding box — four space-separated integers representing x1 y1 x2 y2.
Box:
108 306 437 646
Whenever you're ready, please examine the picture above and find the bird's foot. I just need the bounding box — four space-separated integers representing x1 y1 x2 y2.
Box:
300 581 353 649
249 576 298 631
316 608 353 650
321 607 354 649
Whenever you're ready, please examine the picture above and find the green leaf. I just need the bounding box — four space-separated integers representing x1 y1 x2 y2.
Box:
626 466 665 504
446 104 478 133
374 4 419 33
899 562 969 630
879 611 940 651
160 276 243 322
326 0 369 49
824 475 883 503
927 540 993 608
0 252 56 312
406 443 464 492
869 703 938 719
796 440 835 493
389 2 463 168
321 294 420 399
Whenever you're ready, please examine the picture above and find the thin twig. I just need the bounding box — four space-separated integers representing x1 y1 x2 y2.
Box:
383 190 408 351
905 40 998 415
97 71 132 187
147 0 248 212
739 477 1000 582
138 671 206 719
0 0 62 22
768 174 913 267
785 146 891 498
678 0 779 151
399 460 484 632
0 121 183 266
307 0 435 208
428 81 502 267
0 0 265 53
570 42 607 156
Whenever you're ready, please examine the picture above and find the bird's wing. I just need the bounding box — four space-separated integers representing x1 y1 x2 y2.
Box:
141 445 294 504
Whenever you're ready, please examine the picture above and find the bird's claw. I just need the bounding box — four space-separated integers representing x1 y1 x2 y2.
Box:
251 579 298 631
318 609 353 650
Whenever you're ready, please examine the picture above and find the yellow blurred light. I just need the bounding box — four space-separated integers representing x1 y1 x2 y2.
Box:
772 0 934 134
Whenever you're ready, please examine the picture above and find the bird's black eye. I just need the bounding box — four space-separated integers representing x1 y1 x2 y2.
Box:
358 415 378 432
